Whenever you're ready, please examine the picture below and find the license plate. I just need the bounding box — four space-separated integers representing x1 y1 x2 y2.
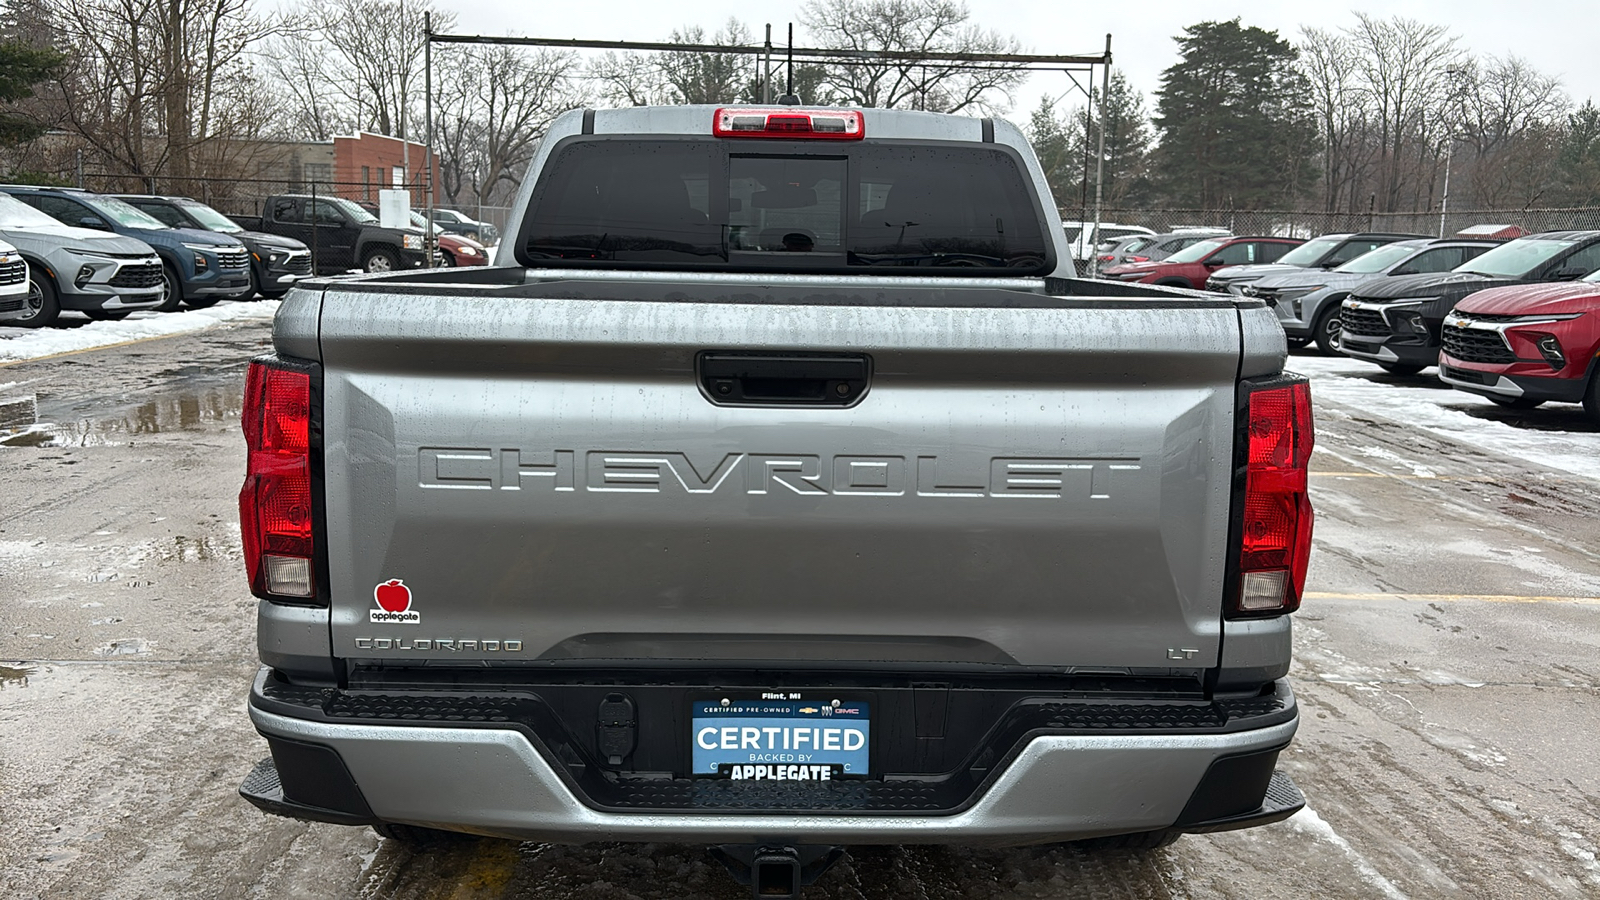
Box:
691 698 869 779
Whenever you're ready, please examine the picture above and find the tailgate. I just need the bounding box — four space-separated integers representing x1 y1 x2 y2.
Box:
318 281 1244 671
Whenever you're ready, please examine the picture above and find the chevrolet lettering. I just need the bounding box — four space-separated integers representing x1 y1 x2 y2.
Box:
240 103 1313 895
419 448 1142 500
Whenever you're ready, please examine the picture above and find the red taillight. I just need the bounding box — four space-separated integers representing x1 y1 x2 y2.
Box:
713 107 865 140
240 359 315 600
1129 255 1150 262
1236 378 1314 615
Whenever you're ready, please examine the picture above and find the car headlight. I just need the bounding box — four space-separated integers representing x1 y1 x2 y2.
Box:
402 234 423 250
457 245 479 256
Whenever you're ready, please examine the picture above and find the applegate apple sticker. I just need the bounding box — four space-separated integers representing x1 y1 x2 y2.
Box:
370 578 420 624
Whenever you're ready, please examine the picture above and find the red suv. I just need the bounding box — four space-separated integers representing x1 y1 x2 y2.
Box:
1437 270 1600 421
1100 236 1304 290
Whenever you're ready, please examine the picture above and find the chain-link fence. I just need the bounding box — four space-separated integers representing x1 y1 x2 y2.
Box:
1080 207 1600 240
41 171 1600 251
72 172 508 233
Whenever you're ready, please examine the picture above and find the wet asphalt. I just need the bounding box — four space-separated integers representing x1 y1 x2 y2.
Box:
1 309 1598 899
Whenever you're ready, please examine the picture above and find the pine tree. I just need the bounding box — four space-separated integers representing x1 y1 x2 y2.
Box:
1151 19 1318 209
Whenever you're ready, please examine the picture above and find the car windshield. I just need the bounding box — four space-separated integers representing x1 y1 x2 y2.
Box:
178 200 243 233
1583 269 1600 283
1163 239 1226 264
1457 238 1577 278
0 193 70 228
1334 243 1417 274
329 197 379 224
91 196 171 229
1275 236 1345 267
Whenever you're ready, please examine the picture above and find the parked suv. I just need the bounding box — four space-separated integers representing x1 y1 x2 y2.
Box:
3 186 250 312
114 195 312 300
1101 235 1303 289
0 192 164 327
0 237 28 323
1205 232 1428 295
1247 238 1500 353
1438 271 1600 419
1339 231 1600 375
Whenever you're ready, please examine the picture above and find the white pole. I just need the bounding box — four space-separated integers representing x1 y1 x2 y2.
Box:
1090 37 1112 279
1439 145 1452 239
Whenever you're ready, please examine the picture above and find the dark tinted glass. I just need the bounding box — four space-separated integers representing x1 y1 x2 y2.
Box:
35 195 92 224
135 202 189 228
1208 241 1256 266
521 138 1049 274
1406 247 1464 273
1556 242 1600 277
1259 242 1293 263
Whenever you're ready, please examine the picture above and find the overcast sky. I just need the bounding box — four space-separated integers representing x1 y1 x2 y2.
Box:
424 0 1595 122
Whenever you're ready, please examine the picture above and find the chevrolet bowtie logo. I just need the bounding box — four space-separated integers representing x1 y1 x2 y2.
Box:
799 707 819 714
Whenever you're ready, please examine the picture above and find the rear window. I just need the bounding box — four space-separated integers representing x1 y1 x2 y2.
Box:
520 138 1051 275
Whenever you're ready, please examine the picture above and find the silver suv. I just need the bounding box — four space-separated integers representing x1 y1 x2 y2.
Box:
0 192 163 327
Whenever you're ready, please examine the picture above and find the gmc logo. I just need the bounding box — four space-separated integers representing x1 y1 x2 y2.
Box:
418 449 1140 500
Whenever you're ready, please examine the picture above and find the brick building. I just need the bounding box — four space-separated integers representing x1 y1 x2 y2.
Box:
331 133 440 205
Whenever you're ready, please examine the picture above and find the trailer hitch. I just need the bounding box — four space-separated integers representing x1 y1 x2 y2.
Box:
709 844 845 899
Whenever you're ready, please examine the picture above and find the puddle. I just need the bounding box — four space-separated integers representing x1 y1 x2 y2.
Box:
0 663 35 687
0 393 37 430
94 639 152 656
2 384 244 448
165 535 217 563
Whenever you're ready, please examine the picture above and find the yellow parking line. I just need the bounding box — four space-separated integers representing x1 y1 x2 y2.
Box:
445 838 521 899
1305 591 1600 605
0 333 181 367
1309 472 1501 481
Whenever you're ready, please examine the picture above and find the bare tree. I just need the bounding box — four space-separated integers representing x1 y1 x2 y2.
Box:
1448 55 1568 206
1298 26 1374 212
433 46 581 206
311 0 452 139
42 0 276 184
589 21 756 108
259 16 347 141
588 51 671 108
800 0 1026 114
1344 14 1463 212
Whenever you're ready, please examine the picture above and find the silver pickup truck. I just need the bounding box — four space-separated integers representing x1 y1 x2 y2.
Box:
238 105 1313 896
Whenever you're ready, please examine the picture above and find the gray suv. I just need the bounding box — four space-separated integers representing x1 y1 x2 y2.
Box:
0 192 164 327
1247 238 1500 353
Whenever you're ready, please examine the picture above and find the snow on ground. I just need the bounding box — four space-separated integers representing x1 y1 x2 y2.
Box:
1291 353 1600 483
0 300 278 363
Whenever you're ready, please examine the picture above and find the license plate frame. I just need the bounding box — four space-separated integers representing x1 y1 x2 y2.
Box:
690 696 871 779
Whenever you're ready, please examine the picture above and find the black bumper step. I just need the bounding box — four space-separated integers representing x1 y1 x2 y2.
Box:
1177 769 1305 834
239 757 376 826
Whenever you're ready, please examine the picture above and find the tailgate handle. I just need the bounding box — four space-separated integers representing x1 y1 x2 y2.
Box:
698 352 871 407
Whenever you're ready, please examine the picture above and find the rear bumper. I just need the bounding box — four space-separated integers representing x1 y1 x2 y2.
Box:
243 669 1301 846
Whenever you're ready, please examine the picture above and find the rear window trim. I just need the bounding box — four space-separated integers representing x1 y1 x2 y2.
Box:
513 134 1057 277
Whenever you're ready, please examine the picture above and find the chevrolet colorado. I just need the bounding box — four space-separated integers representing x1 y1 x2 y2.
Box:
237 105 1314 897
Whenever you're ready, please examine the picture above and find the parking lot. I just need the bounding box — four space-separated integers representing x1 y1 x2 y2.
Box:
2 305 1599 898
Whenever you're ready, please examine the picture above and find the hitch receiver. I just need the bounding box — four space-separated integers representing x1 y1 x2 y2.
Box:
710 844 845 899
